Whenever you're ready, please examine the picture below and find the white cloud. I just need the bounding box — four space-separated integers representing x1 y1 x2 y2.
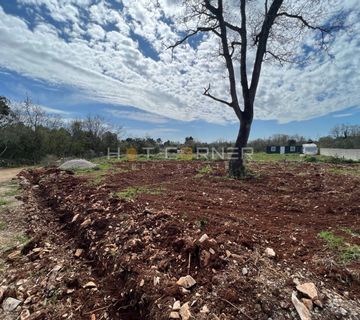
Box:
124 127 180 139
0 0 359 125
40 105 71 115
105 108 169 124
333 113 353 118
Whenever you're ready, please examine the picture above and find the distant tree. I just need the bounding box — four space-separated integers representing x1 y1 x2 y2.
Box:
331 124 360 139
287 139 296 146
102 131 119 150
0 96 12 128
184 136 195 147
0 96 10 117
171 0 343 177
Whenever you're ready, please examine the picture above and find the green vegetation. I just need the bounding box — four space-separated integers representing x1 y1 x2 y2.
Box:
252 152 301 162
114 186 163 200
14 234 31 246
0 220 6 231
3 186 20 197
342 245 360 262
318 231 344 249
196 164 213 177
74 161 114 186
329 166 360 177
0 199 8 206
305 155 358 164
341 227 360 237
318 230 360 263
0 96 121 167
0 233 31 253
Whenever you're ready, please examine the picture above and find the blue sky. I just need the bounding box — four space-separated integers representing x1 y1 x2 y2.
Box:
0 0 359 142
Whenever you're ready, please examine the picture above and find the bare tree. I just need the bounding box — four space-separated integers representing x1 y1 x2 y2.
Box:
331 124 360 139
12 95 63 130
170 0 343 177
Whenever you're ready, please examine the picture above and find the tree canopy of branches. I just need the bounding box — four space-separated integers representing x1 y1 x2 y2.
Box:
171 0 343 177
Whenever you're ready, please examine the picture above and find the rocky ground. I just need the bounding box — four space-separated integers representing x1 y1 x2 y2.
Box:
0 160 359 319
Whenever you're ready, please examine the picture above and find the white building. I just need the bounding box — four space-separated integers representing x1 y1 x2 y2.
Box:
302 143 318 155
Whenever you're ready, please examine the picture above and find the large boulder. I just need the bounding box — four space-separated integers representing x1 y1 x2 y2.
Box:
59 159 97 170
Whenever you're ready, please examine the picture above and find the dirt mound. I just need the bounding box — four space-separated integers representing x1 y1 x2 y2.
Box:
59 159 96 170
1 162 359 319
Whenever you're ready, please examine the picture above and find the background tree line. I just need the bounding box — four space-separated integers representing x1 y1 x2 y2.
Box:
0 96 121 166
1 95 360 166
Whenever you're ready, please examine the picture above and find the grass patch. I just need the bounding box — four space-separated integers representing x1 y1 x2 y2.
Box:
74 162 115 186
341 245 360 262
0 199 8 206
114 186 163 200
3 187 20 197
341 227 360 237
14 234 31 245
196 165 213 177
0 220 6 230
328 167 360 177
318 230 360 263
252 152 302 162
319 231 344 249
0 233 31 253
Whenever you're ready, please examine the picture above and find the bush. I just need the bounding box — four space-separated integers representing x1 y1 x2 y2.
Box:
304 156 318 163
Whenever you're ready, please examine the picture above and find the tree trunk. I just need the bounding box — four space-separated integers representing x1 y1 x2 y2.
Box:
229 114 252 178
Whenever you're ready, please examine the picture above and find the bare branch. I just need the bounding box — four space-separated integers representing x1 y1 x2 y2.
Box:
276 12 330 33
204 0 219 16
168 26 220 51
264 50 294 65
203 84 233 108
265 0 269 15
224 21 242 34
229 41 241 57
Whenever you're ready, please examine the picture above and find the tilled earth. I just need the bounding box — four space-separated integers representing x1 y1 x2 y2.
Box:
1 160 360 319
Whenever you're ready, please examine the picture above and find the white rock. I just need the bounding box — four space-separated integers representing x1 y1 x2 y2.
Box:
59 159 97 170
291 292 311 320
296 282 318 300
242 267 248 275
199 234 209 243
181 288 190 294
179 302 191 320
154 276 160 286
173 300 181 311
176 275 196 289
74 248 83 257
169 311 180 319
2 297 22 312
200 305 210 313
83 281 97 289
80 219 92 228
264 247 276 258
